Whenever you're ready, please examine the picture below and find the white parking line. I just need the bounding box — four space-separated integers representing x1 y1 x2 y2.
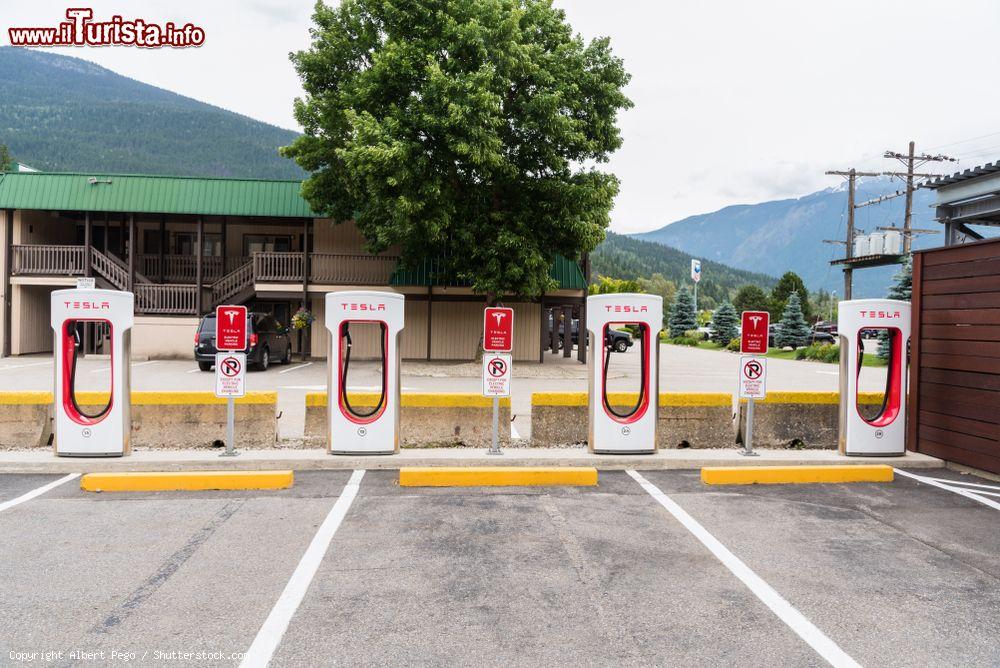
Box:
241 469 365 668
0 473 80 514
921 476 1000 492
627 470 860 668
278 362 313 374
186 368 202 374
893 468 1000 511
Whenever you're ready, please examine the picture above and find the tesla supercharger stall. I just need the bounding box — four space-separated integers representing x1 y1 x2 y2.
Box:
51 288 134 457
838 298 911 456
587 293 663 454
326 290 404 455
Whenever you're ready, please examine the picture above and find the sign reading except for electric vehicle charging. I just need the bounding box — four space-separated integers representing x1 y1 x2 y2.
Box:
215 352 246 398
483 307 514 352
740 310 770 354
76 277 96 289
215 305 248 351
739 355 767 399
483 353 512 397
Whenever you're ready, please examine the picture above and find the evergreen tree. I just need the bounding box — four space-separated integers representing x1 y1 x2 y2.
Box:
733 284 769 314
710 301 739 344
878 258 912 359
589 276 643 295
668 287 697 336
0 145 12 172
776 292 811 348
769 271 813 323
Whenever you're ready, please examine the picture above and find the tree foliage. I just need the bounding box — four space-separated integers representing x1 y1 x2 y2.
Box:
710 301 738 344
770 271 813 322
776 292 811 349
284 0 633 298
733 284 769 314
589 276 642 295
636 273 677 313
592 233 775 308
0 144 12 172
668 287 697 336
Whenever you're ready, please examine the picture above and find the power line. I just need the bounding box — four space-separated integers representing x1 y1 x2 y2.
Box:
883 141 956 253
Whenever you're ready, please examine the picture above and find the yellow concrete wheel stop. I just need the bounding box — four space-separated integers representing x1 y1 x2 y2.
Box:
81 470 294 492
400 467 598 487
701 465 893 486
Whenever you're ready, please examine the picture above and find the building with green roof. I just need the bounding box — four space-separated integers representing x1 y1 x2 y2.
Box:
0 171 587 362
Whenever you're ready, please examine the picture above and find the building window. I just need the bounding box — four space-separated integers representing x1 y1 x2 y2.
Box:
174 233 222 256
244 235 293 255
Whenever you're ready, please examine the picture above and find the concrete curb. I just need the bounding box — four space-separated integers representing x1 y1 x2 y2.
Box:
701 464 895 485
80 470 294 492
400 466 598 487
0 448 944 473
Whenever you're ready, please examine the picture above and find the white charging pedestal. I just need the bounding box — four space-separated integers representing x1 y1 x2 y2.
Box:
326 291 404 455
838 298 910 456
51 288 134 457
587 293 663 454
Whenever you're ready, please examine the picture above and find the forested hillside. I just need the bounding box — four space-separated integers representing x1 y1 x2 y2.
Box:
591 232 776 308
0 48 304 179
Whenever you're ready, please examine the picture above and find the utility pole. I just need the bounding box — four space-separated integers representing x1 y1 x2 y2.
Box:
884 141 956 253
825 169 880 300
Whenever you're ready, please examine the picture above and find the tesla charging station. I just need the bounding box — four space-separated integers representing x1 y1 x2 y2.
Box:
51 288 134 457
587 293 663 454
838 298 910 456
326 290 404 455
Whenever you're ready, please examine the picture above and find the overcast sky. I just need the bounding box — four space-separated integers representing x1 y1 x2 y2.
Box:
5 1 1000 233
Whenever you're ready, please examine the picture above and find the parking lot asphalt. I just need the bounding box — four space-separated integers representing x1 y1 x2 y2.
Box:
1 469 996 666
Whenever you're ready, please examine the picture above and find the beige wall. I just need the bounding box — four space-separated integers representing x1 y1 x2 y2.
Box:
15 210 77 245
309 292 427 360
12 284 56 355
0 210 8 356
133 316 198 360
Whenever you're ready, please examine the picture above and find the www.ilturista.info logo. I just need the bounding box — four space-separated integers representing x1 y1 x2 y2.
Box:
8 8 205 48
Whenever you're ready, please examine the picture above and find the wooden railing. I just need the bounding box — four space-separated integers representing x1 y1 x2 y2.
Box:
134 283 198 315
211 260 254 306
11 245 86 275
89 248 129 289
137 255 248 283
253 251 398 285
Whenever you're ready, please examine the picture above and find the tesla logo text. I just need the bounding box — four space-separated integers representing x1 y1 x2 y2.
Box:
860 311 901 319
341 303 386 311
604 305 648 313
64 301 110 310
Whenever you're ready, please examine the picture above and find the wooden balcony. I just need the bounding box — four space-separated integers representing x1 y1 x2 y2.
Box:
254 251 398 285
11 245 86 276
137 255 248 283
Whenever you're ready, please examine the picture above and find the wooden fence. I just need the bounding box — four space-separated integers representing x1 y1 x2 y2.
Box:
909 237 1000 474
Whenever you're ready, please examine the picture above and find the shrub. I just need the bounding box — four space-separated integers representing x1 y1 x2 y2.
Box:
796 343 839 363
726 337 741 352
668 336 701 347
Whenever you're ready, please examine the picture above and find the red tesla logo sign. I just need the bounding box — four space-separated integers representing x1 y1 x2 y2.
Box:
216 305 248 351
483 307 514 352
740 311 769 354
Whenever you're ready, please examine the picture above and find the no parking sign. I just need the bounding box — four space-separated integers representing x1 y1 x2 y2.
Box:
738 355 767 399
215 352 246 398
482 353 512 397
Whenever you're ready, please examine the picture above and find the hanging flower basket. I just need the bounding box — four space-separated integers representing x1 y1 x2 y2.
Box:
291 308 315 330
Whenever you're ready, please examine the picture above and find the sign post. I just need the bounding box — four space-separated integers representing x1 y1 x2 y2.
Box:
483 307 514 455
215 305 248 457
739 311 769 457
690 259 701 312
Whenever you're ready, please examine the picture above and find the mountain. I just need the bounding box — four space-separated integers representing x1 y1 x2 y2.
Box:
0 48 304 179
591 232 777 307
634 178 938 297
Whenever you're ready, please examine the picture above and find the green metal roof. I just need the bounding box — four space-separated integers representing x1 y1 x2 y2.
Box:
390 254 586 291
0 171 316 218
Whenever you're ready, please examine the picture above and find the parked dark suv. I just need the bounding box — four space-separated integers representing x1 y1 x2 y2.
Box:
194 312 292 371
553 317 634 353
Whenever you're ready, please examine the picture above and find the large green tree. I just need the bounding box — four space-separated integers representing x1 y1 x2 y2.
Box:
733 284 769 314
769 271 813 322
0 145 13 172
284 0 632 299
776 292 810 349
668 287 697 336
710 301 738 344
878 258 912 359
